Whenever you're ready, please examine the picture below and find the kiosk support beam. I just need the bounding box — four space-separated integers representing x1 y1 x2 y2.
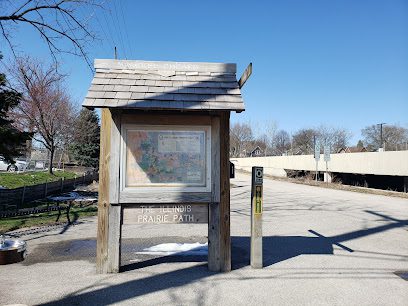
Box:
208 116 221 271
219 112 231 272
96 109 112 273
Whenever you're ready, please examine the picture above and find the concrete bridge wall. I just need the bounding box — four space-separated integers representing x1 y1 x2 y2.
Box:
231 151 408 177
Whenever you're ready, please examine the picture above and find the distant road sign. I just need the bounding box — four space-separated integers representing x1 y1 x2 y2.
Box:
314 141 320 161
324 145 331 162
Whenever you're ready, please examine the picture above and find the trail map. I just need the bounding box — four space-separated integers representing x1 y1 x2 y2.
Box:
125 129 207 186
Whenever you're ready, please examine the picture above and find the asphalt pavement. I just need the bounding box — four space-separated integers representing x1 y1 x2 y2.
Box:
1 172 408 306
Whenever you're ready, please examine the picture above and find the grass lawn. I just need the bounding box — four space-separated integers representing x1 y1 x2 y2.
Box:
0 206 98 233
0 170 77 189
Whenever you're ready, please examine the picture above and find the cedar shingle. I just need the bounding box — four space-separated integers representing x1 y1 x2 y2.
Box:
83 59 245 112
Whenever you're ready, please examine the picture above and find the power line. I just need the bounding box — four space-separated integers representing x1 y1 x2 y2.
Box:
118 0 134 59
95 11 116 53
88 0 117 55
110 0 128 59
100 2 119 56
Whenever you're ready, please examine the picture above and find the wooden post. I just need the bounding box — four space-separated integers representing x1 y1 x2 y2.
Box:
107 205 121 272
96 109 112 273
208 116 221 271
219 112 231 272
208 201 220 271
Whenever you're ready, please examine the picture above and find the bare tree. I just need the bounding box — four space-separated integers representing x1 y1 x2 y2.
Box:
292 128 315 155
10 57 75 174
317 125 351 153
230 122 253 157
273 130 291 155
254 120 277 156
0 0 100 68
362 124 408 151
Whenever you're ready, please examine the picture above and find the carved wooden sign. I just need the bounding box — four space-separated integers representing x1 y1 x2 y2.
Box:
123 204 208 224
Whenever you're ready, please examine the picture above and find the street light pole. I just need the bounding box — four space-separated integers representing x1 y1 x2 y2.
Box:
377 123 386 151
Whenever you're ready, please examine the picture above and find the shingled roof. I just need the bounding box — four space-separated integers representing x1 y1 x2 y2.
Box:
82 59 245 112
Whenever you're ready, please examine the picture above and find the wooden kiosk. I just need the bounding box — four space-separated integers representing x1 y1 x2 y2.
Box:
83 59 245 273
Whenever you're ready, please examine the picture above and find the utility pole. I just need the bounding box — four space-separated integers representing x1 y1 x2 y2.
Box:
314 136 320 182
377 123 386 151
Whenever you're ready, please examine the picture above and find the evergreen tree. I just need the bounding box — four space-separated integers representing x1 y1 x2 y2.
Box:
0 53 31 161
357 140 364 148
70 108 100 168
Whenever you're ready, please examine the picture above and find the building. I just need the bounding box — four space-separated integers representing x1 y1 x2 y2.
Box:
337 146 367 153
249 146 264 157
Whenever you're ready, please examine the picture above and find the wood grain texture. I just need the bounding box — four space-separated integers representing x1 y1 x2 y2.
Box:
119 192 212 204
208 115 221 271
208 200 220 271
109 111 121 204
123 204 208 224
121 113 211 125
83 99 245 112
238 63 252 89
107 205 122 272
94 59 237 73
211 116 221 203
96 109 112 273
219 112 231 272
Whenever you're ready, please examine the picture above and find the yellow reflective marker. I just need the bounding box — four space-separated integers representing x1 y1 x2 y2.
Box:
255 185 263 214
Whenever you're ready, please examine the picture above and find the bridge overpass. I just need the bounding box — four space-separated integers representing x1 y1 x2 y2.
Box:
231 150 408 192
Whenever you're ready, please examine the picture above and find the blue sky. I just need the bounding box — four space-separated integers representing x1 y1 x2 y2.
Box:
1 0 407 144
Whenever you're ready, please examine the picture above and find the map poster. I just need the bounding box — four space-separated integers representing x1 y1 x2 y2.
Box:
125 128 207 187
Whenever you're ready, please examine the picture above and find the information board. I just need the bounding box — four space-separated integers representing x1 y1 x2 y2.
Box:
124 127 210 188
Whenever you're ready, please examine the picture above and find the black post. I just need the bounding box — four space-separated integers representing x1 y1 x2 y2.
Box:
377 122 386 150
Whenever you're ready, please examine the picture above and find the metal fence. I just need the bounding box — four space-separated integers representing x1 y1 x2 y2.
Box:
0 172 98 212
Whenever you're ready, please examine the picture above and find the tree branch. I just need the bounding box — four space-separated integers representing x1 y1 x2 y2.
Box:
0 0 99 70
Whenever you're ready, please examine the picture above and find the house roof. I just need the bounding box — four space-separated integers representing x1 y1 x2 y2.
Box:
82 59 245 112
250 146 262 153
337 146 367 153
